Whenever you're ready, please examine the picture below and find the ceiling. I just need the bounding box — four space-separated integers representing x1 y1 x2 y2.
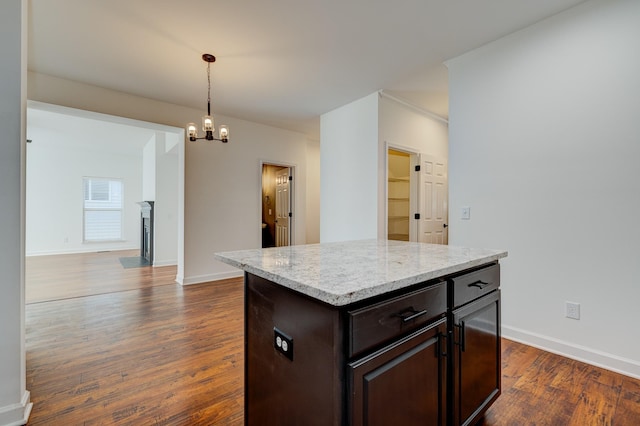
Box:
28 0 587 139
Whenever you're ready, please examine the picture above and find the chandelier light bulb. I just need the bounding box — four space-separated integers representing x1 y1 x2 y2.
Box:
219 125 229 143
187 123 198 140
203 115 214 133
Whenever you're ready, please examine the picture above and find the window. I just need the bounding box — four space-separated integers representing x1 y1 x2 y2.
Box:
83 178 123 242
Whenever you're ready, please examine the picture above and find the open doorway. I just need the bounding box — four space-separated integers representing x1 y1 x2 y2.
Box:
25 101 184 302
261 163 293 248
386 146 449 244
387 149 412 241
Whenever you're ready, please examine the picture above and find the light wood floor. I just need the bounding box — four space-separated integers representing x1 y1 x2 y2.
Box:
25 253 640 425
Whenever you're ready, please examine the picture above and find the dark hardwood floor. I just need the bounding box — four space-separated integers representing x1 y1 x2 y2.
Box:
26 249 177 304
26 277 245 425
481 342 640 425
25 252 640 425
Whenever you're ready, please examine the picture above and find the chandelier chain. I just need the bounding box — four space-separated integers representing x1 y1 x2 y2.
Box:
207 62 211 106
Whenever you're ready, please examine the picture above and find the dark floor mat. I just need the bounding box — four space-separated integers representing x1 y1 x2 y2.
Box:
119 256 150 268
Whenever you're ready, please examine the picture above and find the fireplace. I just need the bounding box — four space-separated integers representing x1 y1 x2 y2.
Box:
138 201 154 265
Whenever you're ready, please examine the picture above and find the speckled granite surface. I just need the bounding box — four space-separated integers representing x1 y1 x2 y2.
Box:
215 239 507 306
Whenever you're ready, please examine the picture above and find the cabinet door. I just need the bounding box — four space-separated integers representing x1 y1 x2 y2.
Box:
349 318 447 426
452 290 501 426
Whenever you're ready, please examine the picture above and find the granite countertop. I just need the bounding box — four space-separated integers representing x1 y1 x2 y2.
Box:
215 239 507 306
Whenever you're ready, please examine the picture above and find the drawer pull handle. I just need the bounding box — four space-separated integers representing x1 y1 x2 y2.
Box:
395 307 428 323
468 280 490 289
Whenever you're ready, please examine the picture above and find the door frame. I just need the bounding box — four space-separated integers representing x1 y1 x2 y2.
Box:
384 142 420 242
259 160 296 247
25 101 185 281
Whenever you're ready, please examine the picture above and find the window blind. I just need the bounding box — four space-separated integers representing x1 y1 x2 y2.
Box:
83 178 123 241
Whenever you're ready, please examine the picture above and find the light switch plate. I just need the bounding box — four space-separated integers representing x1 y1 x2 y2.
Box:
461 207 471 220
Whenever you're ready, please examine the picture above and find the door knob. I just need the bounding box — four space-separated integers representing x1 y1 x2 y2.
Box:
443 223 448 228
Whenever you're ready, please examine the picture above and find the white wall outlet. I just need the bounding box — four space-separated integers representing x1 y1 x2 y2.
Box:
274 327 294 360
461 207 471 220
566 302 580 320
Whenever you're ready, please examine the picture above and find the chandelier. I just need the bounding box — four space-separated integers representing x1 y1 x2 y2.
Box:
186 54 229 143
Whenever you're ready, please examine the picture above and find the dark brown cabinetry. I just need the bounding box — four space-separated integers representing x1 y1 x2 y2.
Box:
348 283 447 358
347 282 447 426
449 264 501 426
349 318 447 426
244 261 501 426
245 274 344 426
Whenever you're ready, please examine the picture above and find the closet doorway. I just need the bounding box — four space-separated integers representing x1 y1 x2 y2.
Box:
261 163 293 248
386 147 448 244
387 149 412 241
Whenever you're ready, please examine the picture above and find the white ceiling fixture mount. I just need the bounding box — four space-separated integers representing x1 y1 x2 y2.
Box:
186 54 229 143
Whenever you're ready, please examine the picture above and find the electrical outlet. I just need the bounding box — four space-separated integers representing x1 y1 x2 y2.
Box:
274 327 294 360
566 302 580 320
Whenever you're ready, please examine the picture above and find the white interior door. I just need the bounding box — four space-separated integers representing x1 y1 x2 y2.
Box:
417 154 448 244
275 167 291 246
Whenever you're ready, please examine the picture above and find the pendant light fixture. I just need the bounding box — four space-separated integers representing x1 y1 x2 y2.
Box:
186 53 229 143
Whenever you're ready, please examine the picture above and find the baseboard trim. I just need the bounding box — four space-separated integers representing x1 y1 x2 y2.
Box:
26 247 138 256
175 273 184 285
181 270 243 285
0 391 33 426
152 259 177 267
503 325 640 380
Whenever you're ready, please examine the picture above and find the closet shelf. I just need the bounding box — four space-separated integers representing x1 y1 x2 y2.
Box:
388 216 410 221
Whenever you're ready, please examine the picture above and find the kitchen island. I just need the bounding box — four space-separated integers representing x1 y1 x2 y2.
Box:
215 240 508 426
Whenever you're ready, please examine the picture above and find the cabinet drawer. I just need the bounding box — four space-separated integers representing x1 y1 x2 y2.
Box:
348 282 446 358
451 263 500 308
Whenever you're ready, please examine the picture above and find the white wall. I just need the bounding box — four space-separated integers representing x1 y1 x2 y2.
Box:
142 136 156 200
27 71 319 284
320 92 449 243
320 93 379 242
378 95 448 164
25 125 143 255
305 139 321 244
378 94 449 239
153 132 179 266
185 119 311 283
447 0 640 377
0 1 32 424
